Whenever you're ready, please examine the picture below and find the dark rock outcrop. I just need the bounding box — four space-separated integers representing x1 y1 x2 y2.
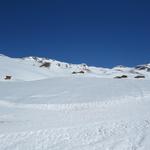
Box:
134 75 145 79
40 62 51 68
114 75 128 79
5 76 12 80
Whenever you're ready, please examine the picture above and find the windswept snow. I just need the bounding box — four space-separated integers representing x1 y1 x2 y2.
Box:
0 55 150 149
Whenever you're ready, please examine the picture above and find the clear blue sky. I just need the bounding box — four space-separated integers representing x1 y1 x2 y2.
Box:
0 0 150 67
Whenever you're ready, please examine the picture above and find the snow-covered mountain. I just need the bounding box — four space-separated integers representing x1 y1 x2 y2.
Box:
0 54 149 81
0 54 150 150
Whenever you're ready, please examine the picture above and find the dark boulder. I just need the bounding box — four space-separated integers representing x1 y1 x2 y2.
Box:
5 76 12 80
72 71 85 74
134 75 145 79
78 71 84 74
114 75 128 79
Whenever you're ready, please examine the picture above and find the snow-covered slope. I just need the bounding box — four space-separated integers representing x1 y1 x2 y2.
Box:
0 54 150 150
0 54 150 81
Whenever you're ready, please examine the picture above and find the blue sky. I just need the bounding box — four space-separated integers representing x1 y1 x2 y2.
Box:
0 0 150 67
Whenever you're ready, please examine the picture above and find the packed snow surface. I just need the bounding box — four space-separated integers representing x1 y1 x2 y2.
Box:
0 55 150 150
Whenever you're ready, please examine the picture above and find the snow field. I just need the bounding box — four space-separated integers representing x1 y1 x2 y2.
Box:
0 55 150 149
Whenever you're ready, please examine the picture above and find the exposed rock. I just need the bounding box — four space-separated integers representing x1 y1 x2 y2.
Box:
79 70 84 74
4 76 12 80
72 71 77 74
72 71 85 74
40 62 51 68
135 65 150 72
114 75 128 79
114 76 122 79
134 75 145 79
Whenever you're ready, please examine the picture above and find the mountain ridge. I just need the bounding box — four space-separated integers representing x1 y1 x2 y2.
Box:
0 54 150 81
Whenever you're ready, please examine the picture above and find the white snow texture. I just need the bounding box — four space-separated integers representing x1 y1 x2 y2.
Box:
0 55 150 150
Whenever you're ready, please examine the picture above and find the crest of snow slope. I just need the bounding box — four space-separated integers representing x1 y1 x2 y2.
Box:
0 54 150 150
0 54 150 81
0 55 52 81
0 55 93 81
